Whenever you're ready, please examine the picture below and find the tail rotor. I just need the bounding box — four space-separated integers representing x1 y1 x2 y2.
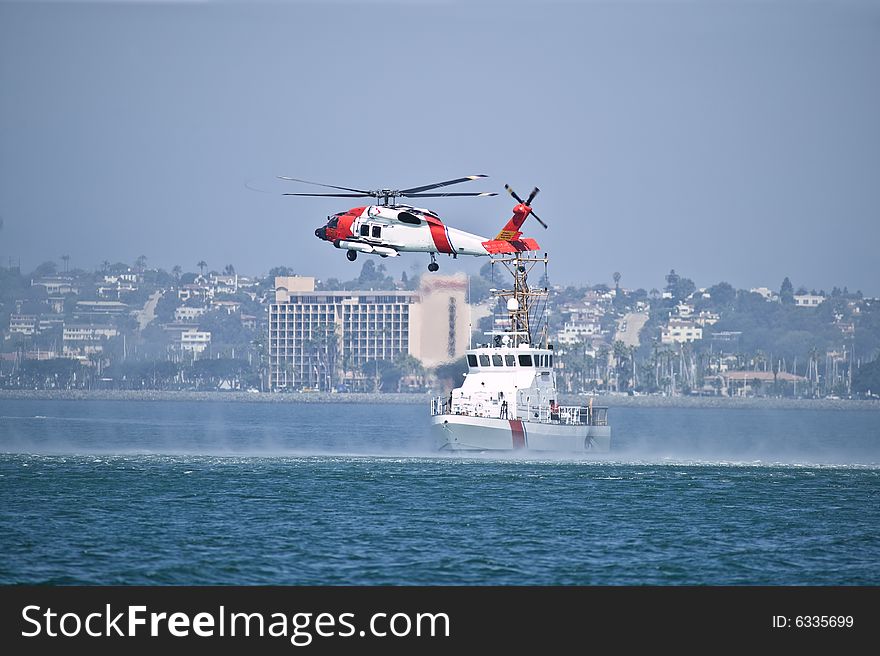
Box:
504 184 548 229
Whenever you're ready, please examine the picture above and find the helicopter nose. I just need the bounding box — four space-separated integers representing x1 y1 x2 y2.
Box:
315 227 326 240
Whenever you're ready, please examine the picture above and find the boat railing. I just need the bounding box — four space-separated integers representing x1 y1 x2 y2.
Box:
431 395 608 426
430 395 451 416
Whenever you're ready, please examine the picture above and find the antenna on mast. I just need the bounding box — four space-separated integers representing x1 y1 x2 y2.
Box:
490 251 550 345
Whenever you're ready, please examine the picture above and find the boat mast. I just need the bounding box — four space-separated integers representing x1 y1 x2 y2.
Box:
491 252 549 346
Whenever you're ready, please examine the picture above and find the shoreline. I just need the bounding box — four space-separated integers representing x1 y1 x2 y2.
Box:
0 389 878 411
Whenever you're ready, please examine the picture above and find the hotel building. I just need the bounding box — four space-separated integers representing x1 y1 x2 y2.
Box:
268 275 470 390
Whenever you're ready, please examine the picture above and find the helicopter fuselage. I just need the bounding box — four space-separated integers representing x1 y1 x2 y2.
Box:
314 205 492 259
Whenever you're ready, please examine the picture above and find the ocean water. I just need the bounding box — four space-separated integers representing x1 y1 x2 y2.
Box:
0 399 878 585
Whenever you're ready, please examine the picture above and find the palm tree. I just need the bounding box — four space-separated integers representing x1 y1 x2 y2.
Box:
596 344 611 391
394 353 425 391
340 353 354 391
753 350 767 373
223 264 235 276
197 260 207 276
101 260 111 274
172 265 182 282
61 254 70 273
628 344 638 390
135 255 147 272
302 322 339 391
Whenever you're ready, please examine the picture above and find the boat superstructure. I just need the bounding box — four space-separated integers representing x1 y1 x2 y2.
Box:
430 252 610 452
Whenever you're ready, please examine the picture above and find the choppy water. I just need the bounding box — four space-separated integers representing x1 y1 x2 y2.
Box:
1 400 878 584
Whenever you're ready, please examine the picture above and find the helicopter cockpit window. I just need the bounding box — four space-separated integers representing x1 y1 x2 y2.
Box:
397 212 421 225
327 217 339 228
360 224 369 237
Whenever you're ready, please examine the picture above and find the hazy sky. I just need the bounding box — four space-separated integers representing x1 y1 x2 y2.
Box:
1 0 878 294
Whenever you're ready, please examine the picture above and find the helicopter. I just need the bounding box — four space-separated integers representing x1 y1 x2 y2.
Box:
281 174 548 271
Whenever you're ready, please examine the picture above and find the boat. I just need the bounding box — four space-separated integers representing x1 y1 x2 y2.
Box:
430 251 611 452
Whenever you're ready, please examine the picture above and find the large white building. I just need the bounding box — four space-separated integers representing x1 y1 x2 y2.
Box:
9 314 38 336
554 302 606 346
556 320 601 345
210 274 238 295
74 301 129 320
268 275 470 391
794 293 824 308
62 323 119 358
174 306 208 323
661 319 703 344
180 330 211 355
31 277 78 296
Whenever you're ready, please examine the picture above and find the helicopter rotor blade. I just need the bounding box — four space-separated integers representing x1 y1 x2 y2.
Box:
277 177 372 194
282 193 373 198
400 175 489 195
526 187 540 205
530 210 549 229
504 184 525 205
403 192 497 198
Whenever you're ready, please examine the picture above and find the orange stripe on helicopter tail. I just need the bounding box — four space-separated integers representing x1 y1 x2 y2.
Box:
426 216 454 254
509 419 526 449
494 204 531 240
481 238 540 254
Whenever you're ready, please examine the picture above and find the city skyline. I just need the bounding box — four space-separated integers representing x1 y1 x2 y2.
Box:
6 252 871 301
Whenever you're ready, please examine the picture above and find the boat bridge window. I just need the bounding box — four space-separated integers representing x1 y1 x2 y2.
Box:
467 354 478 367
518 354 533 367
492 355 504 367
479 355 490 367
505 355 516 367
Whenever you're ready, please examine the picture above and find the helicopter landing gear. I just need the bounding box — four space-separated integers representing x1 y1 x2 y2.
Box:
346 250 357 262
427 253 439 272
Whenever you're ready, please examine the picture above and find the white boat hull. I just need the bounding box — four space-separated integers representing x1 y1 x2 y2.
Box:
430 413 611 453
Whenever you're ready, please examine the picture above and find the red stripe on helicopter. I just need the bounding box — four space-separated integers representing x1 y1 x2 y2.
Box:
425 216 454 254
509 419 526 449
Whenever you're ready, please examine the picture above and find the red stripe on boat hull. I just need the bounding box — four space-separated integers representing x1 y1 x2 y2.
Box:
509 420 526 449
